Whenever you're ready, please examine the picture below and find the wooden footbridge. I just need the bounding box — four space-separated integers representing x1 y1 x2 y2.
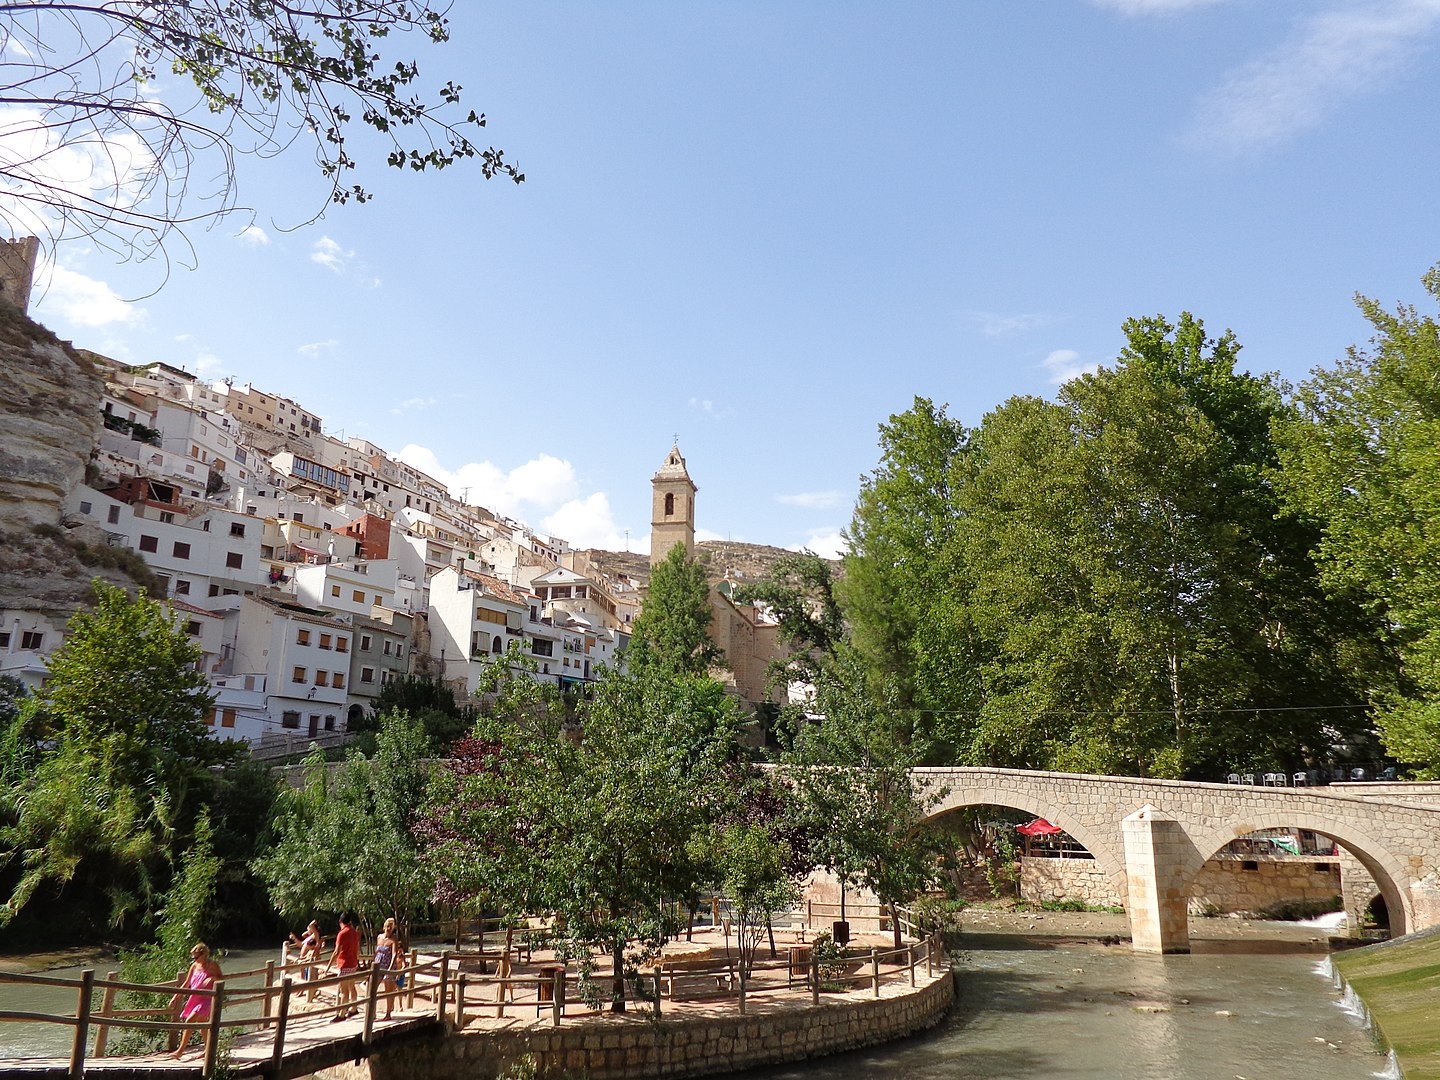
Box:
0 951 459 1080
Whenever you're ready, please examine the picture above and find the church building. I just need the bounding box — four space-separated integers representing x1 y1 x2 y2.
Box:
647 445 786 713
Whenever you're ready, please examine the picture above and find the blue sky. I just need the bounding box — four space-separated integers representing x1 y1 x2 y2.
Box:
25 0 1440 558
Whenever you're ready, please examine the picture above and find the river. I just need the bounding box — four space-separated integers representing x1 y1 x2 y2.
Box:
1 935 1396 1078
735 930 1395 1080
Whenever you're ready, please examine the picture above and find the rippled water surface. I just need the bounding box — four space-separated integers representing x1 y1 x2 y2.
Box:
736 938 1392 1080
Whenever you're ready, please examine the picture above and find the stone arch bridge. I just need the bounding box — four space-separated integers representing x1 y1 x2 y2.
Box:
911 768 1440 953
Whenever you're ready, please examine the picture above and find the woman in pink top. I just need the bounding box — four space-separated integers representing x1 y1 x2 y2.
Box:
171 942 222 1059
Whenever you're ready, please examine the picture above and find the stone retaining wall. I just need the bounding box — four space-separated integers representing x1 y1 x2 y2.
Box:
317 970 954 1080
1020 853 1346 916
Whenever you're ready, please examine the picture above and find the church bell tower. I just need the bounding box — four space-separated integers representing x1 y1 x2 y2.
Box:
650 444 697 567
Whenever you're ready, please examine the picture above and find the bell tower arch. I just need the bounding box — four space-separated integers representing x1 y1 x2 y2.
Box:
650 444 697 566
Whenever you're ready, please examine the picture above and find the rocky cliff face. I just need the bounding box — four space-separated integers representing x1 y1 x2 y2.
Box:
0 302 101 528
0 302 146 617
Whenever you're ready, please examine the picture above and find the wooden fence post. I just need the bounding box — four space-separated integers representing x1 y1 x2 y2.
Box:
93 970 118 1058
262 960 276 1019
653 971 661 1020
435 952 451 1023
69 968 94 1080
551 970 564 1028
810 959 820 1007
362 967 380 1046
870 950 880 997
271 978 293 1075
925 939 933 977
738 975 746 1016
406 949 418 1011
202 981 225 1080
453 973 467 1029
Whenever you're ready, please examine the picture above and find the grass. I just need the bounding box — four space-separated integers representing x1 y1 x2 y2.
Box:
1333 927 1440 1079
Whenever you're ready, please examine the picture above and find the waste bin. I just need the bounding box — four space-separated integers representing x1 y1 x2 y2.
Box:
832 920 850 946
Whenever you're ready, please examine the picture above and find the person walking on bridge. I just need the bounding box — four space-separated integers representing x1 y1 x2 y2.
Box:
171 943 222 1059
327 913 360 1021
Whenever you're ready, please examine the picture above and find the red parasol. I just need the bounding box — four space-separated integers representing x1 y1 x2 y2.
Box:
1015 818 1063 837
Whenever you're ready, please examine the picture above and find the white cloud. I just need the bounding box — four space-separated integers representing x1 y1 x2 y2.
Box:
298 339 339 358
310 235 353 274
39 263 141 327
237 224 270 246
391 397 437 416
542 492 643 552
1187 0 1440 152
789 530 848 561
1042 348 1098 384
969 311 1049 338
696 528 729 544
193 352 224 378
775 491 846 511
395 446 582 520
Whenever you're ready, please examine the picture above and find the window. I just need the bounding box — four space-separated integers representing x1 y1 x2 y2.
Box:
107 505 121 524
173 541 191 559
20 631 43 650
282 711 300 729
159 511 175 524
209 584 221 597
79 500 92 515
226 552 243 569
396 643 402 658
664 492 674 516
531 639 554 657
361 667 376 684
186 621 201 636
292 666 306 683
319 633 332 650
201 519 210 531
315 671 329 687
230 522 246 537
332 672 345 689
352 590 365 603
335 637 348 654
384 640 392 655
360 634 373 651
175 579 191 595
331 585 341 598
297 629 311 646
139 534 158 553
220 708 236 729
324 715 336 732
0 632 8 648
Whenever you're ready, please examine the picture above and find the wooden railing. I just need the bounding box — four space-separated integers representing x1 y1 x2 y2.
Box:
0 904 947 1073
0 950 447 1079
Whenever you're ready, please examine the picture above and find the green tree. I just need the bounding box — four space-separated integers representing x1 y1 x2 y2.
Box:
0 582 222 932
841 319 1380 778
421 666 744 1012
784 653 948 949
349 674 474 754
735 550 845 688
2 2 521 265
254 710 433 932
629 544 723 678
1275 267 1440 773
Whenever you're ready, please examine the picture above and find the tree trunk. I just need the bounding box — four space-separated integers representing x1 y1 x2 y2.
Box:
889 900 902 950
610 941 626 1013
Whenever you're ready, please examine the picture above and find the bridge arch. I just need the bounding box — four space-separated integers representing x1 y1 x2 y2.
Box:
1185 809 1413 936
924 782 1128 902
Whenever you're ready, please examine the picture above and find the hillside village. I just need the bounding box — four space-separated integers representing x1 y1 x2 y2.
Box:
0 240 802 755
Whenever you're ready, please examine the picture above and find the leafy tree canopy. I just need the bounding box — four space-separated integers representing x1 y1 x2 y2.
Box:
1275 266 1440 773
628 544 723 678
1 1 521 272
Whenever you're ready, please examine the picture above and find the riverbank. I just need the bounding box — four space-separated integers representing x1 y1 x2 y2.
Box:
957 902 1340 952
1333 926 1440 1080
0 945 116 974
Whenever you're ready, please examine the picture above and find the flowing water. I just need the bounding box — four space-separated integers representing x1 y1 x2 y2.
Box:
1 938 1397 1079
736 934 1395 1080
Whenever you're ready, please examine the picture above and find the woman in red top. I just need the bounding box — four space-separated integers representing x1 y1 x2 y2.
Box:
328 913 360 1020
